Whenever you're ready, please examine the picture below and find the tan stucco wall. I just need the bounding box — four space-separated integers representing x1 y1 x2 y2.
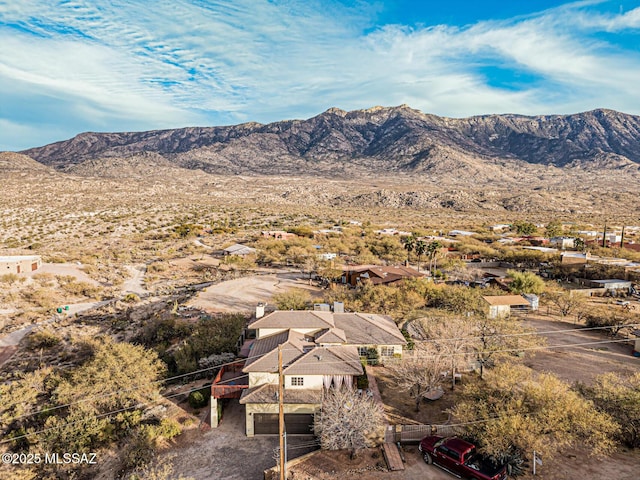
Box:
0 256 41 274
286 374 323 389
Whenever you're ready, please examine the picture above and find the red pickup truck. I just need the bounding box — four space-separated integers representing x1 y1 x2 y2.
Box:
419 436 507 480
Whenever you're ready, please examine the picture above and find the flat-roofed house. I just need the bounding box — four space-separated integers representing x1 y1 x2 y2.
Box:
0 255 42 274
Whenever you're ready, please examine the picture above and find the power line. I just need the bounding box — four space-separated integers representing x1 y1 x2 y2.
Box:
419 322 640 343
2 324 636 427
2 329 634 446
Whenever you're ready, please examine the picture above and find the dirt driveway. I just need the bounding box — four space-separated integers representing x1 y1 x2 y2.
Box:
188 272 322 313
522 315 639 385
164 399 318 480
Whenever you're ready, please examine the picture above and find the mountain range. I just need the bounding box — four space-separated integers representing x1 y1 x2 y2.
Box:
18 105 640 177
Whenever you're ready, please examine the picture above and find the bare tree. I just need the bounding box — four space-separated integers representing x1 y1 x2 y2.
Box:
471 315 542 379
544 288 586 318
388 344 448 411
415 315 474 390
314 388 384 454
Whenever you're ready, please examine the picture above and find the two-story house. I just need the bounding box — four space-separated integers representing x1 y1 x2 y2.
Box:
233 310 405 436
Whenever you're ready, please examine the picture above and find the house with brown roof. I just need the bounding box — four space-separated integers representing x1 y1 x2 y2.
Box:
482 294 538 318
235 310 406 436
341 265 425 286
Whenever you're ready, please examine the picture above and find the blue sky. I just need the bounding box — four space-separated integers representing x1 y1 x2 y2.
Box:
1 0 640 151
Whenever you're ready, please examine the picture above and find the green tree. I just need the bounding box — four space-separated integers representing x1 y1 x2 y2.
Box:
545 220 563 238
450 364 618 468
513 221 537 235
272 288 312 310
507 270 545 295
579 372 640 448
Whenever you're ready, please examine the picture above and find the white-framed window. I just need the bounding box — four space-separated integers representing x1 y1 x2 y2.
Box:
291 377 304 386
357 346 368 357
380 346 395 357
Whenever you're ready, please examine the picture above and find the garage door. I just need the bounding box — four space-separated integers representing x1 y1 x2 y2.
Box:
253 413 314 435
285 414 314 434
254 414 279 435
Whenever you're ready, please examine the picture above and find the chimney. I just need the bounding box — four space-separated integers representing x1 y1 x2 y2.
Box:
256 303 265 319
333 301 344 314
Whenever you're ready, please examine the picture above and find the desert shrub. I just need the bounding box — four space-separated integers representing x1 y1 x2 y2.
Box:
356 373 369 390
188 391 208 409
124 293 140 303
0 273 19 285
28 330 61 350
365 347 379 366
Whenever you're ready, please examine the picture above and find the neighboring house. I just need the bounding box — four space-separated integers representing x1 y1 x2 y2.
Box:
561 252 589 265
374 228 412 236
342 265 425 286
223 243 256 256
589 279 632 293
448 230 477 237
0 255 41 274
549 237 576 250
236 310 406 436
482 294 538 319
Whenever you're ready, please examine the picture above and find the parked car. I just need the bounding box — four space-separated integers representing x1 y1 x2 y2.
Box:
419 436 507 480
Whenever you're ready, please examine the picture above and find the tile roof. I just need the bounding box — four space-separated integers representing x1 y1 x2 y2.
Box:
333 313 406 346
239 384 323 405
314 328 347 344
248 310 335 330
284 346 363 376
243 330 313 373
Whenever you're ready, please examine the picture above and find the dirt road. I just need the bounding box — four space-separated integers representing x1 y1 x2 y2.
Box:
523 315 639 384
188 272 322 313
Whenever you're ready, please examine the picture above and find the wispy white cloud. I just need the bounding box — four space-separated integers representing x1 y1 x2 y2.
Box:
1 0 640 150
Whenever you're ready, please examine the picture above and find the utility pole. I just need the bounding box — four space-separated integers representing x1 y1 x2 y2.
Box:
278 344 286 480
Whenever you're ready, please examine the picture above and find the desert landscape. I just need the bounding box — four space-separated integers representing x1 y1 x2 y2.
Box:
1 121 639 479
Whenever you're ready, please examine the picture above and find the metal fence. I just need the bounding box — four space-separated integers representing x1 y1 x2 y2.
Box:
385 424 460 444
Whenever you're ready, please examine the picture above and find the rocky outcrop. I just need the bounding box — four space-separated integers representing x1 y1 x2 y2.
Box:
18 106 640 176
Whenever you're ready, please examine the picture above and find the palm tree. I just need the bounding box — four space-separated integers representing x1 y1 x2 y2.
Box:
414 239 427 272
402 235 416 264
426 240 443 276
